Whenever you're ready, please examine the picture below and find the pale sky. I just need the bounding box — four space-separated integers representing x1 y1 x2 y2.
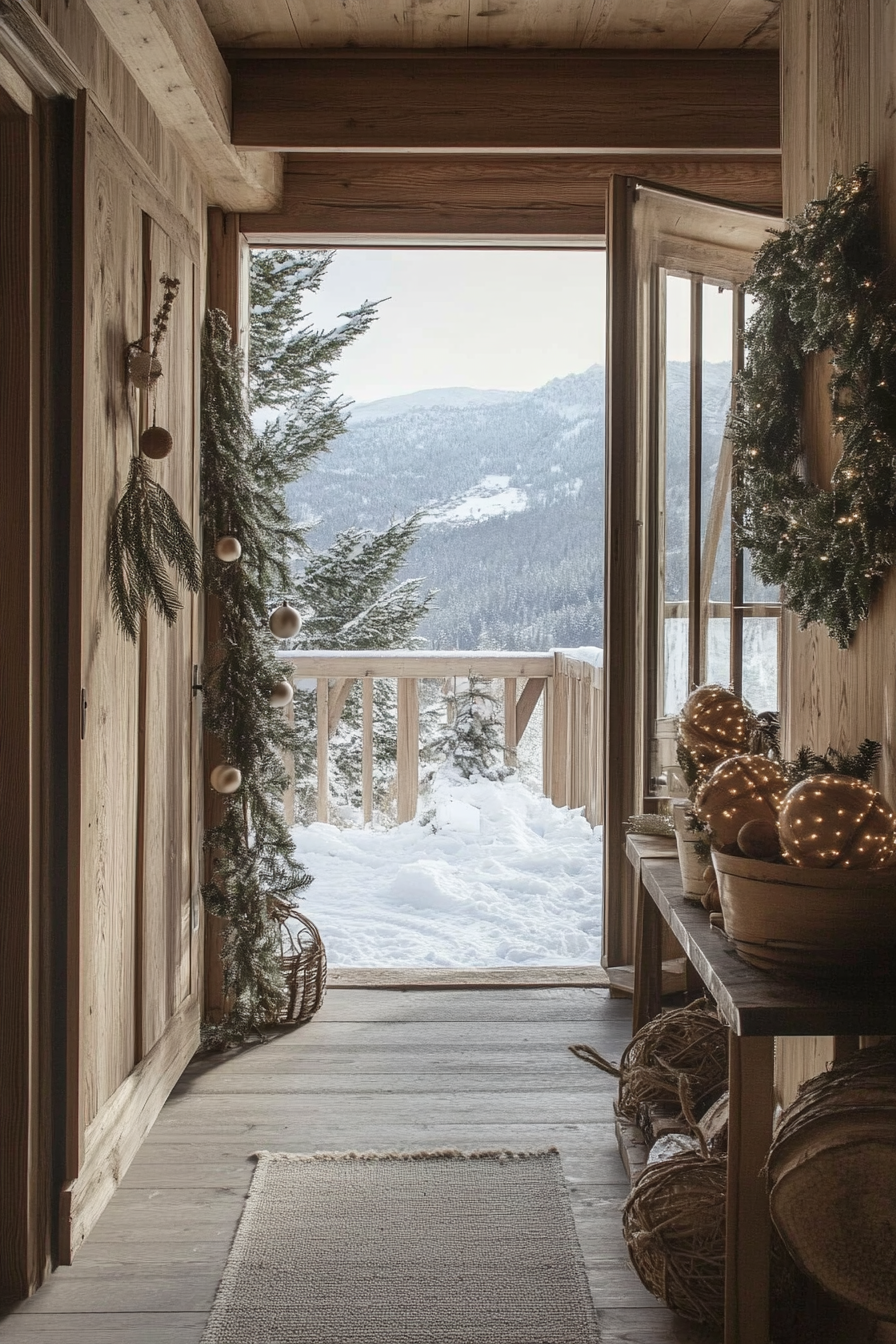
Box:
301 249 606 405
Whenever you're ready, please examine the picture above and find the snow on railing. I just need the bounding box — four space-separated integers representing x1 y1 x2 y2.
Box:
276 649 603 829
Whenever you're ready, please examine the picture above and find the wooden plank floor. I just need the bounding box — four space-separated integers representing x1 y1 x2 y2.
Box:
2 988 719 1343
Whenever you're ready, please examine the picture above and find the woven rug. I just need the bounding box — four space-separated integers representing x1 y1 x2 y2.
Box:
202 1148 601 1343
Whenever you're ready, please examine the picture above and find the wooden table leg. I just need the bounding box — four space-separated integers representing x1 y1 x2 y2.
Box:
632 874 663 1033
725 1033 775 1344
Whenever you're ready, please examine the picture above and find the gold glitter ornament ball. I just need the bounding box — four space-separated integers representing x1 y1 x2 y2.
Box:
678 685 751 769
694 754 789 848
778 773 896 869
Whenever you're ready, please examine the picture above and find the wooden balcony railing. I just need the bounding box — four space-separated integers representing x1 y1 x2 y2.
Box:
277 650 604 828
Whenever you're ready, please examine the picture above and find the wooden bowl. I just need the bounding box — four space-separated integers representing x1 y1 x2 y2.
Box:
712 850 896 981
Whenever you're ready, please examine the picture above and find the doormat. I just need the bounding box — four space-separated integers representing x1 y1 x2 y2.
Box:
202 1148 601 1343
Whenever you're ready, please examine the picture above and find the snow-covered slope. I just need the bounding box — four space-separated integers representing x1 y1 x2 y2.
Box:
292 772 602 968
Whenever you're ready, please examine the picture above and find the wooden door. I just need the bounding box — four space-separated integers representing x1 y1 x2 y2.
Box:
603 178 780 977
62 92 202 1261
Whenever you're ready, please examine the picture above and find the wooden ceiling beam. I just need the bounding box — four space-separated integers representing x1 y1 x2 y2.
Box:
78 0 281 211
242 152 782 242
228 49 780 154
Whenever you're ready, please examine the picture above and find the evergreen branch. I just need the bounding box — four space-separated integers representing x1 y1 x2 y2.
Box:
107 455 200 641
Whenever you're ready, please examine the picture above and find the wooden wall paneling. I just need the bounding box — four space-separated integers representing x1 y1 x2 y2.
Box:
227 50 780 154
71 91 142 1145
777 0 896 1112
61 89 202 1263
139 221 198 1055
242 153 782 244
25 0 205 236
0 99 43 1306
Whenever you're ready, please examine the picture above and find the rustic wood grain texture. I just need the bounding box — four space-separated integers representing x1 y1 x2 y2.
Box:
639 857 896 1037
28 0 204 235
724 1033 774 1344
0 103 40 1307
2 989 708 1344
198 0 779 49
79 0 282 210
777 0 896 1113
242 153 782 242
63 88 202 1274
228 50 780 153
140 223 198 1053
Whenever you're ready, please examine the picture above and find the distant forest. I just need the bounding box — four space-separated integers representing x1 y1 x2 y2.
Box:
285 361 736 652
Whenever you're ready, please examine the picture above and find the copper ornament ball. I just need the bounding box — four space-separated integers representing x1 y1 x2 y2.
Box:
678 684 751 769
269 680 294 708
778 773 896 869
140 425 173 459
214 535 242 563
209 763 242 795
694 753 789 848
268 602 302 640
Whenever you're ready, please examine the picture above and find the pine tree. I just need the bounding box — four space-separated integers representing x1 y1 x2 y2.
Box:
289 515 435 818
431 674 511 782
200 250 380 1045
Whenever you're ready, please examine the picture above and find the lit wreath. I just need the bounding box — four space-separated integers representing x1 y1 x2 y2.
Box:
731 165 896 648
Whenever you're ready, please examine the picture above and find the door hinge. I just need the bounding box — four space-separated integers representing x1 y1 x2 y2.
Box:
192 664 203 696
80 688 88 740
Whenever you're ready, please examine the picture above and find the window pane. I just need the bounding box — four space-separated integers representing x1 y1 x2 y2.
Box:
743 548 780 603
701 284 733 682
663 274 691 714
742 617 779 711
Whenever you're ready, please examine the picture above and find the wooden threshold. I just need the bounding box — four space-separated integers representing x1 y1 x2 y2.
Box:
327 965 610 990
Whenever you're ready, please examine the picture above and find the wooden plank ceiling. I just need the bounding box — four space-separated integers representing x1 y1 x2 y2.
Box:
198 0 780 50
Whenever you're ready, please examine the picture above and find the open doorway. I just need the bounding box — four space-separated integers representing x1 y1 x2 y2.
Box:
255 246 607 973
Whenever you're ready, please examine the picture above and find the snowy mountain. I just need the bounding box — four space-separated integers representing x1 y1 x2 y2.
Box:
348 386 520 423
287 362 734 651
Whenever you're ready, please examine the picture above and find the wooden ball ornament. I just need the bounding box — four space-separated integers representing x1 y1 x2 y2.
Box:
737 818 782 860
778 773 896 869
209 763 242 795
694 754 789 848
214 535 242 563
139 425 173 459
269 680 294 708
678 684 751 768
268 602 302 640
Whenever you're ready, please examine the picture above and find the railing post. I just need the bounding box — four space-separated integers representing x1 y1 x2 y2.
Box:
283 699 295 827
362 676 374 825
396 677 419 824
543 675 553 797
504 677 517 768
316 678 329 823
551 651 568 806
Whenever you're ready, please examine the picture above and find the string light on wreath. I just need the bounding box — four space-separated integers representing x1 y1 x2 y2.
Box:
731 165 896 648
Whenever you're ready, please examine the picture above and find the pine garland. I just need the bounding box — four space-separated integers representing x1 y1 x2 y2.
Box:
731 165 896 648
200 309 311 1047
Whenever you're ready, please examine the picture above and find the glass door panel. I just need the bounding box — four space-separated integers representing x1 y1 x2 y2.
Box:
662 273 691 716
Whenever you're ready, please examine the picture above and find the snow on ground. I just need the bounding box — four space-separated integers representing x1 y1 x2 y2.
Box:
291 771 602 968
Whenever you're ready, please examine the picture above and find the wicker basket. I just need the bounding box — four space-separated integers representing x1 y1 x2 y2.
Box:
278 910 327 1025
712 850 896 980
767 1041 896 1320
623 1150 727 1326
